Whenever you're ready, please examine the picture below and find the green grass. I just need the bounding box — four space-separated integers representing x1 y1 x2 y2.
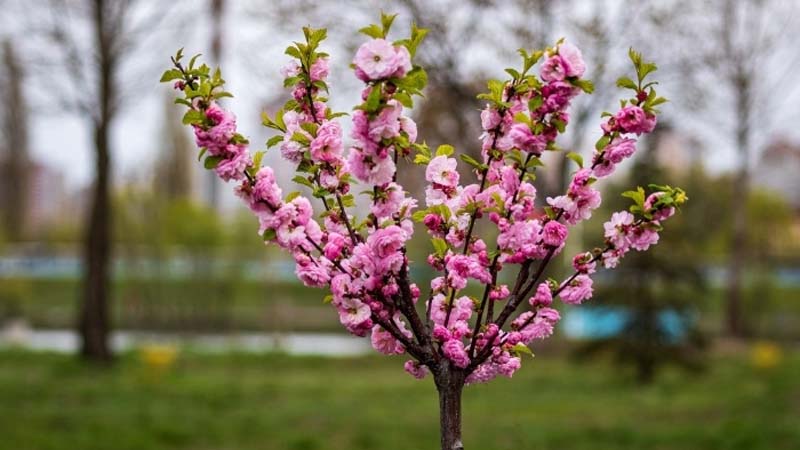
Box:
6 276 800 336
0 350 797 450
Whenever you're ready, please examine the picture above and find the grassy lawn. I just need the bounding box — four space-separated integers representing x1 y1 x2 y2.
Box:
6 276 800 337
0 349 797 450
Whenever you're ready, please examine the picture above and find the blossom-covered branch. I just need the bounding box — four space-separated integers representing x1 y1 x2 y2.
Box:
161 14 684 449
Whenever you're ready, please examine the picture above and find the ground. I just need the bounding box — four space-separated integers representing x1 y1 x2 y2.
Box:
0 349 797 450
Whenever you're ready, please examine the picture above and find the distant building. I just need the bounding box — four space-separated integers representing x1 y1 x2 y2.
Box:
26 161 81 231
753 139 800 210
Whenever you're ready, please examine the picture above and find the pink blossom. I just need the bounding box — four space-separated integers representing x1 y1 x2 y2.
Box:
558 42 586 78
541 55 567 82
347 149 395 185
426 155 459 188
604 138 637 164
529 282 553 307
214 146 252 181
399 116 418 142
371 182 406 219
353 39 403 81
280 139 304 163
629 225 659 251
392 45 413 78
644 192 676 221
336 296 372 331
559 274 594 304
324 232 347 260
251 167 283 207
601 248 625 269
195 104 237 154
604 211 634 249
542 220 568 247
368 225 407 259
508 123 547 154
404 360 428 379
280 60 301 78
371 325 406 355
309 57 330 82
481 106 502 130
572 251 597 274
442 339 470 368
368 100 403 141
296 262 331 287
309 122 343 163
614 106 657 135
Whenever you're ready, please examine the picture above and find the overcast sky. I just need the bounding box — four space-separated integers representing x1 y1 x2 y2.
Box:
4 0 800 192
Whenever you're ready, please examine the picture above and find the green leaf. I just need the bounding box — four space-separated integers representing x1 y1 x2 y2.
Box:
359 24 384 39
285 45 302 60
252 150 266 169
322 294 333 304
160 68 183 83
411 209 428 222
291 131 311 146
197 147 207 161
395 67 428 94
285 191 302 202
512 343 534 358
394 91 414 108
621 186 646 209
595 134 611 151
292 175 314 188
431 237 449 256
414 154 431 165
513 112 532 126
188 53 201 70
436 144 455 157
182 109 205 125
203 155 223 169
505 68 521 80
262 228 277 241
300 122 319 137
380 12 397 35
460 154 485 170
616 76 638 90
365 84 383 113
566 151 583 168
340 193 356 207
266 135 283 148
572 78 594 94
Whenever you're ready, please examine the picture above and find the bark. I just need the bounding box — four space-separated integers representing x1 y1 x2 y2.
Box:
725 71 750 338
78 0 114 362
0 40 29 241
79 120 112 361
436 363 465 450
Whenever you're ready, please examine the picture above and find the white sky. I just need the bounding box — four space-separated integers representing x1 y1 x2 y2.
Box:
8 0 800 193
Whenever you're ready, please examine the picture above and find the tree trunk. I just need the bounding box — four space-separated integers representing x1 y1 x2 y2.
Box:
436 364 465 450
78 0 114 362
79 120 112 362
725 72 750 338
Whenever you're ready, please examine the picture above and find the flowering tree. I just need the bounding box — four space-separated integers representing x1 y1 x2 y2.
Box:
161 13 686 450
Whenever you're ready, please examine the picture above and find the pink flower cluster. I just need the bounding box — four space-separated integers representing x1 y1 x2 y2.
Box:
193 104 253 182
353 38 412 81
599 193 674 269
166 25 681 389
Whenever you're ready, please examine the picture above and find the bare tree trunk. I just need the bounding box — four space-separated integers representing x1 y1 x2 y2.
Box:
79 0 114 361
0 40 29 241
436 364 465 450
725 72 750 338
80 120 112 361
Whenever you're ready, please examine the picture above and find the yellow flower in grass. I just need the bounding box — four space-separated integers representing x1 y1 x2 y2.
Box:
139 344 178 377
751 341 782 370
